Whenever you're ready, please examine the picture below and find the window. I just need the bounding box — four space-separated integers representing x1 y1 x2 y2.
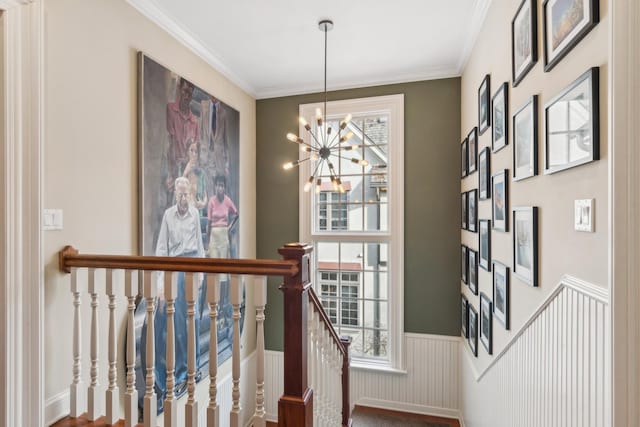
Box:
299 95 404 370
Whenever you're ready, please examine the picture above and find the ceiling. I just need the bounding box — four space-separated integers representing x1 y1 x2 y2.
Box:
127 0 491 99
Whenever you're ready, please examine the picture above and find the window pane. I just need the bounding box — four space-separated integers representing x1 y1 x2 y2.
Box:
364 243 388 270
363 271 388 300
363 329 388 358
340 242 364 270
317 242 339 266
363 300 388 329
364 203 387 231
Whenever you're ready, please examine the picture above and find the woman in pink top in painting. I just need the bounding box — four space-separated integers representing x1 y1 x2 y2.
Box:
207 174 238 259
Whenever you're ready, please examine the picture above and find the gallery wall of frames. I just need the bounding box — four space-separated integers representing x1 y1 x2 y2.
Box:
460 0 602 359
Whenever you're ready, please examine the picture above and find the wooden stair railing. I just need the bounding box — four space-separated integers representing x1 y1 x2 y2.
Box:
57 242 349 427
308 288 352 427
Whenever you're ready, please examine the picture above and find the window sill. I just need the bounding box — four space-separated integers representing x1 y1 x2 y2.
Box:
350 360 407 375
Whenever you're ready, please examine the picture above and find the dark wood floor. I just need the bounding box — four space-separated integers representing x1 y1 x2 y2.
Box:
352 405 461 427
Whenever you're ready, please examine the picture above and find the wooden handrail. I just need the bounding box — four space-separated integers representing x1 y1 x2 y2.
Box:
58 245 299 277
308 288 347 357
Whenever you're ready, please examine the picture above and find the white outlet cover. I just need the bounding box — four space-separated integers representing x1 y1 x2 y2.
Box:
574 199 594 232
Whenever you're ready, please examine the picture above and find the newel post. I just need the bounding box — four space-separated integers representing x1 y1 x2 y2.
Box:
340 336 352 427
278 243 313 427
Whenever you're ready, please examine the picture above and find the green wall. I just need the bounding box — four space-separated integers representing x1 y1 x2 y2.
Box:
257 78 461 351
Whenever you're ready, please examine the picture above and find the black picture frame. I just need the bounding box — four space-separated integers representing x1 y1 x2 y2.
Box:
513 95 539 181
478 75 491 135
468 304 478 357
543 0 600 72
480 293 493 355
491 170 509 232
544 67 600 174
461 294 469 338
491 82 509 152
462 245 468 284
512 0 538 87
468 248 478 295
513 206 539 287
468 189 478 233
479 147 491 200
479 219 491 271
467 127 478 174
461 192 468 230
461 137 468 178
493 261 510 329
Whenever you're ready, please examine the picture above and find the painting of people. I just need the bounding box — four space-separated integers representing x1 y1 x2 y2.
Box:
135 53 241 413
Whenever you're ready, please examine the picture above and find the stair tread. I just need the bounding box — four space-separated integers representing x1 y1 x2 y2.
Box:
50 413 143 427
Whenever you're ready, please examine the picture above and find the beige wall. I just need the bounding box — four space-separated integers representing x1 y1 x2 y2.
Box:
460 0 609 420
43 0 256 401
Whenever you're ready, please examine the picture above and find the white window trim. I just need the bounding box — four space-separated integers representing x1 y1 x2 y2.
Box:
298 94 404 371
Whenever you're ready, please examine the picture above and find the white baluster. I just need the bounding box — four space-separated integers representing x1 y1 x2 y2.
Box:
105 270 119 424
253 276 267 427
185 272 198 427
143 271 157 427
230 275 243 427
308 307 319 426
124 270 138 427
69 268 85 417
316 315 326 426
87 268 102 421
207 275 221 427
164 272 178 427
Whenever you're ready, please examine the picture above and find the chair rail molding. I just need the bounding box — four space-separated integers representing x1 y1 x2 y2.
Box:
1 1 44 426
610 0 640 425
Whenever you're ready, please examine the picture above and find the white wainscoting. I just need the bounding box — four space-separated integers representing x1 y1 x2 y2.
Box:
265 333 462 422
460 275 609 427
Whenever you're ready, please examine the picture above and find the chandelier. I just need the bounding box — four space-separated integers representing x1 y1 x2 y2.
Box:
283 19 368 193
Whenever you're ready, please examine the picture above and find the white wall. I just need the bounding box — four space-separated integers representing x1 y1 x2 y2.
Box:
460 0 609 424
42 0 256 412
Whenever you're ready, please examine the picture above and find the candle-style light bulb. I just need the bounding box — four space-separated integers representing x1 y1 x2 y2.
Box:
299 116 311 131
283 162 294 170
316 108 323 126
304 176 314 192
340 131 354 143
315 178 322 194
340 113 352 129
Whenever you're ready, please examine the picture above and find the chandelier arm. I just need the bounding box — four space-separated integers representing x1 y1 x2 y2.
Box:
326 129 342 149
307 130 324 148
330 152 366 164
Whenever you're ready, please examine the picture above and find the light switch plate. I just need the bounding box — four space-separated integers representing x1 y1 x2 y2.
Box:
43 209 63 231
574 199 594 232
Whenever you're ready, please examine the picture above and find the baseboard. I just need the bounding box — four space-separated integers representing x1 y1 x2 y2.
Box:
356 397 461 421
45 390 70 426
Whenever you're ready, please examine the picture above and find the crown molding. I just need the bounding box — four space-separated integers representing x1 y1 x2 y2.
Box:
255 66 461 99
456 0 493 74
125 0 257 98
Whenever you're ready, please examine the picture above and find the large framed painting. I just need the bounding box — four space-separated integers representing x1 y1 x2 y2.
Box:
136 53 241 410
513 95 538 181
543 0 599 71
513 206 539 286
544 67 599 174
512 0 538 87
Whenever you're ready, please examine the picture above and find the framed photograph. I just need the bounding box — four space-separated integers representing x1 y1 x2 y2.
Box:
513 206 539 286
461 192 468 230
461 295 469 338
543 0 600 72
461 137 468 178
462 245 469 284
478 75 491 135
468 304 478 357
544 67 600 174
512 0 538 87
492 170 509 232
467 128 478 174
468 189 478 232
491 82 509 152
480 293 493 354
513 95 539 181
493 261 510 329
468 248 478 295
479 147 491 200
479 219 491 271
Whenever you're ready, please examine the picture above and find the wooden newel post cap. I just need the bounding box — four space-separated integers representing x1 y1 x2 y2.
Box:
340 336 353 349
59 245 79 274
278 242 313 259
